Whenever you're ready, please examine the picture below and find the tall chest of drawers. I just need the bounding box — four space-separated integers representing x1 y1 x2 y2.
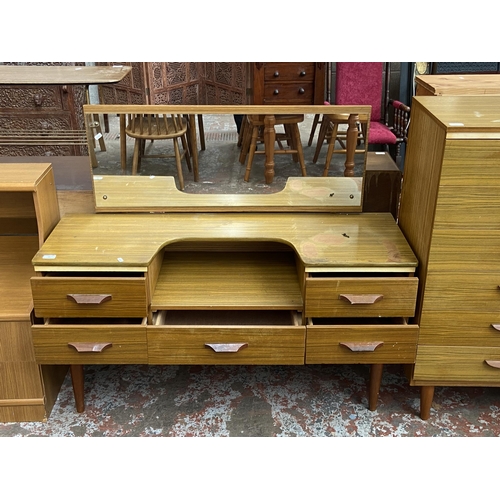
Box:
398 96 500 419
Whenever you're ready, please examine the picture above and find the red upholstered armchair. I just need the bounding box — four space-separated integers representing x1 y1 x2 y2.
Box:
309 62 410 167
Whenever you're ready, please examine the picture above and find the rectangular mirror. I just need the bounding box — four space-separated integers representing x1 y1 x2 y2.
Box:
84 104 371 213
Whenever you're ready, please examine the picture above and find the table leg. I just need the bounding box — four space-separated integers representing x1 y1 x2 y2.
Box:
263 114 276 184
369 363 383 410
70 364 85 413
344 113 359 177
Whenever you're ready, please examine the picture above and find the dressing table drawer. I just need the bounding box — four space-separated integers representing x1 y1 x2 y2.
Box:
31 276 148 318
148 310 305 365
305 319 418 364
31 320 148 364
305 277 418 317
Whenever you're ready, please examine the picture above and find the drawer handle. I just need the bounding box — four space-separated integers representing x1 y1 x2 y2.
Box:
205 343 248 353
67 294 112 305
485 360 500 369
339 294 383 305
298 87 305 94
340 341 384 352
273 71 279 77
273 89 279 95
492 324 500 331
68 342 113 353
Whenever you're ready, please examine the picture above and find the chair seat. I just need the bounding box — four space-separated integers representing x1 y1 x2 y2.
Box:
368 121 397 145
126 116 188 140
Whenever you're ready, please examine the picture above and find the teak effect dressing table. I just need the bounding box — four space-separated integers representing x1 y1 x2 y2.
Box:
29 175 419 413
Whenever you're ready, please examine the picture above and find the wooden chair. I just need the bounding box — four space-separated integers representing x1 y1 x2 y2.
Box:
309 63 411 167
239 114 307 182
125 113 192 190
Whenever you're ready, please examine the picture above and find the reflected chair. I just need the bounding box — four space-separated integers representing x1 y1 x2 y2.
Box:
310 62 411 168
125 113 192 190
239 114 307 182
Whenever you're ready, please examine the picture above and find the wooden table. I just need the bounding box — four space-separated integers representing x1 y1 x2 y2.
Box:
0 65 132 86
415 74 500 96
0 65 132 166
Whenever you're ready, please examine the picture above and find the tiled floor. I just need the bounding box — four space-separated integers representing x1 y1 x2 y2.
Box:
1 114 499 438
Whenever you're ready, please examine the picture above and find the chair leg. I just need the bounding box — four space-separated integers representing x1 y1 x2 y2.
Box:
197 115 206 151
132 139 140 175
307 113 321 146
313 118 330 163
244 126 259 182
239 119 252 164
180 134 192 172
237 115 247 148
173 138 185 191
322 123 339 177
292 123 307 177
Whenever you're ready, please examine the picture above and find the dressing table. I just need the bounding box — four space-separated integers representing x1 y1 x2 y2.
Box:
26 104 419 415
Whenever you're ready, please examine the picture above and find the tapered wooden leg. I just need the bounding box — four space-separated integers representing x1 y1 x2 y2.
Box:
369 363 383 410
70 364 85 413
420 386 435 420
307 113 320 147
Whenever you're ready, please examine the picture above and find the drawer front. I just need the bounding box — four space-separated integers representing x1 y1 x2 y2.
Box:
148 325 306 365
414 345 500 385
31 324 148 364
263 83 314 104
306 323 418 364
264 63 315 82
419 311 500 346
305 277 418 317
31 277 148 318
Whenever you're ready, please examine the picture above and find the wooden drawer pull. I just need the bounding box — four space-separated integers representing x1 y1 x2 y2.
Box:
485 360 500 369
340 341 384 352
205 343 248 353
67 294 112 305
339 294 383 305
68 342 113 353
491 324 500 331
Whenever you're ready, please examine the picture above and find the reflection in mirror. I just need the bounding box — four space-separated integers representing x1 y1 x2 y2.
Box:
84 105 370 211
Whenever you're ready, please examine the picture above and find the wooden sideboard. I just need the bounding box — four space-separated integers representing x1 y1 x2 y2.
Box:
0 164 67 422
29 183 418 413
398 95 500 419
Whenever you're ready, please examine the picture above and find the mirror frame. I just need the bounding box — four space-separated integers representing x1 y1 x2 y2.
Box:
84 104 371 213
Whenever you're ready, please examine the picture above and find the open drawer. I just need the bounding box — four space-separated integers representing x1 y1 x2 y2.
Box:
306 317 418 364
148 310 306 365
31 317 148 364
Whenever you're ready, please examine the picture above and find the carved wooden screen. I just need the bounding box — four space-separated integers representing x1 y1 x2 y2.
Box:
203 63 248 104
97 62 146 104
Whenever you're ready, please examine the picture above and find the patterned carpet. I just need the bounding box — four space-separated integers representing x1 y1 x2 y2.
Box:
1 363 500 437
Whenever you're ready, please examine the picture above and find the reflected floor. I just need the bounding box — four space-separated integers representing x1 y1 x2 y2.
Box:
91 114 365 195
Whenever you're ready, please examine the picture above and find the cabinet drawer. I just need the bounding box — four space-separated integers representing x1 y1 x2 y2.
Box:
305 277 418 317
264 63 315 81
148 310 305 365
414 345 500 385
31 320 148 364
31 276 148 318
263 83 314 104
306 319 418 364
419 311 500 346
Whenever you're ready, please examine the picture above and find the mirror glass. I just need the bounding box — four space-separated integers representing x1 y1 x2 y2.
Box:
84 104 370 212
